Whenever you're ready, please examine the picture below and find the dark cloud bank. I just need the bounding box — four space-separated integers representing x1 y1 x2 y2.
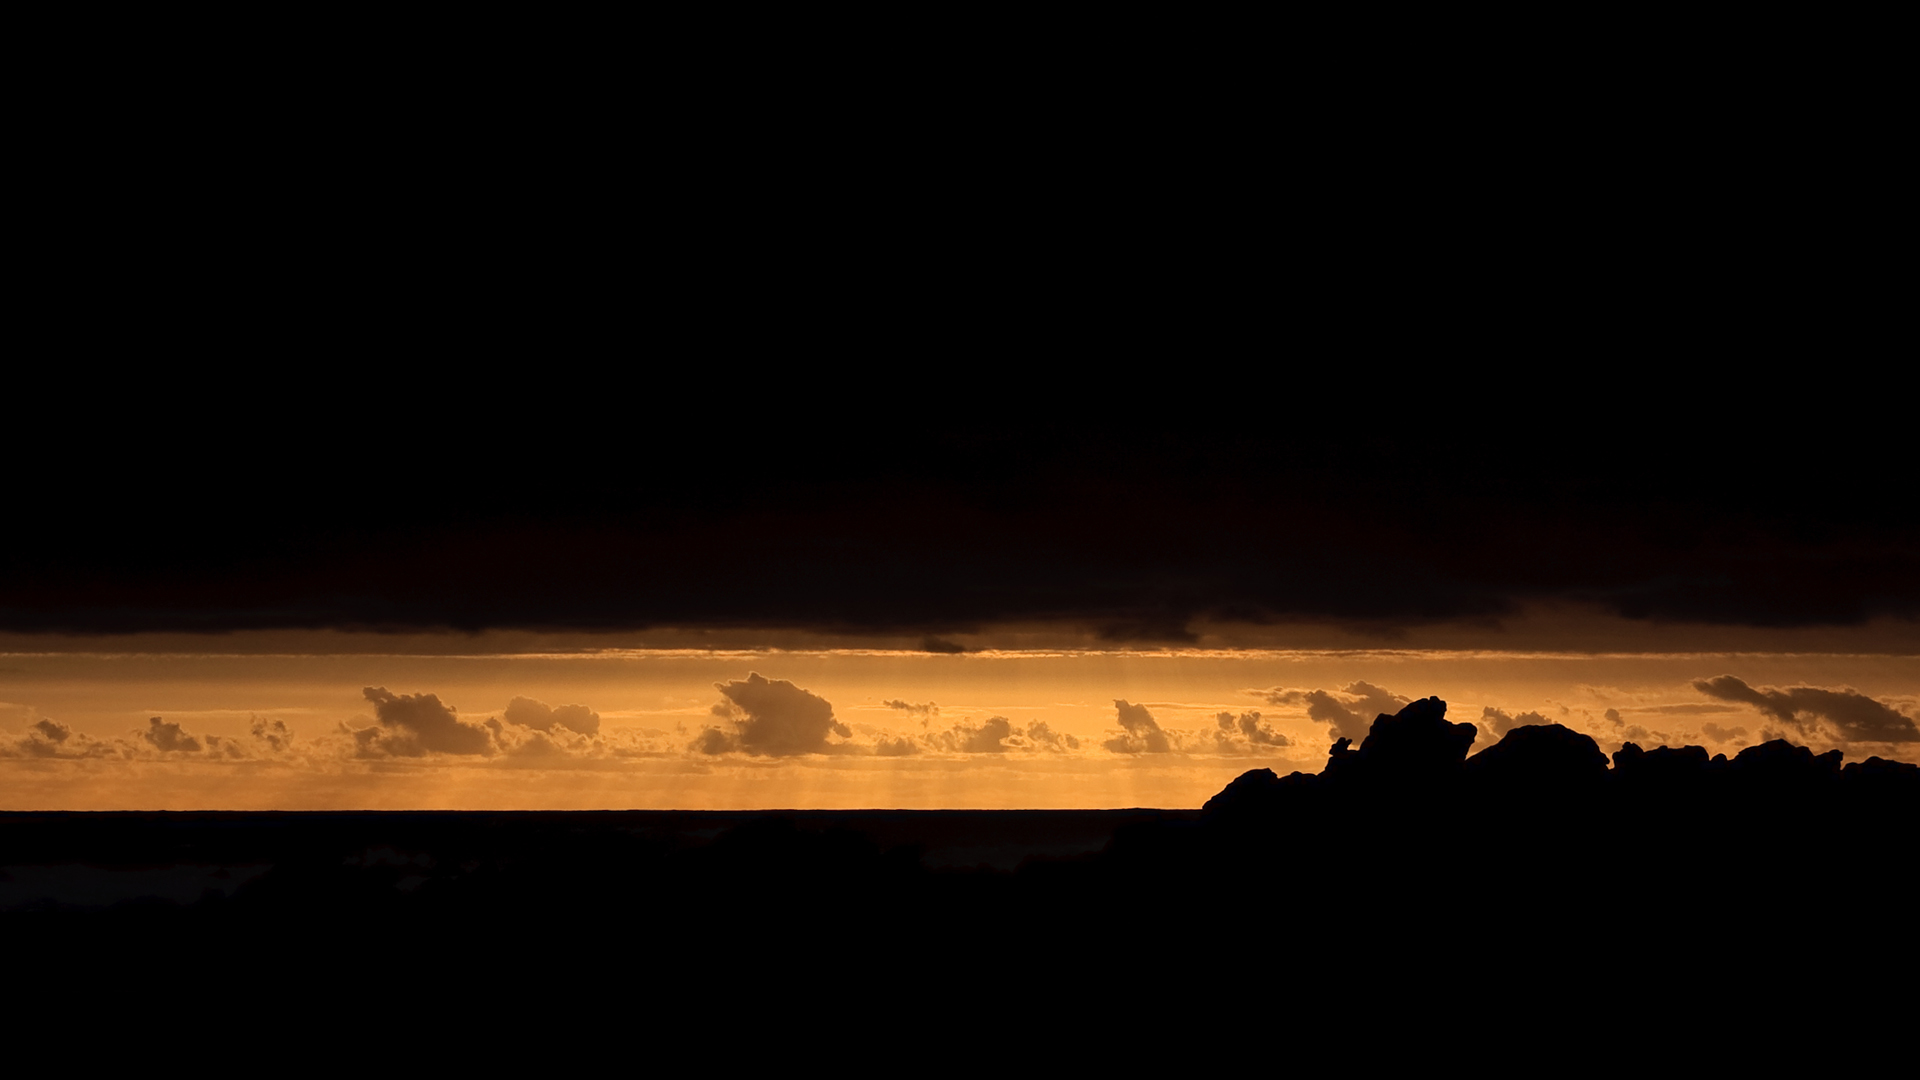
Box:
6 386 1915 641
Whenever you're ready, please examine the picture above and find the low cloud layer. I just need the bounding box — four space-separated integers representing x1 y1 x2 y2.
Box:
891 715 1082 755
2 714 252 761
1692 676 1919 743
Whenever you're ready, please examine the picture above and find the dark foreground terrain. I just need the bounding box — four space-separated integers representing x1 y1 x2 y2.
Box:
7 697 1914 1059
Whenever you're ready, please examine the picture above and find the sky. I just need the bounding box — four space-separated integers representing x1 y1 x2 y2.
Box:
10 93 1913 811
6 373 1915 809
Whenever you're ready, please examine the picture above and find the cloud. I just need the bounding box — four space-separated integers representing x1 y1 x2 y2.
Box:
12 394 1920 640
3 718 71 759
1255 681 1410 742
1216 710 1289 748
1692 675 1920 743
1480 706 1550 739
140 717 202 754
0 715 132 760
354 687 496 757
1105 700 1171 754
883 700 940 723
875 734 919 756
505 731 570 759
3 714 252 761
504 696 601 735
250 716 294 753
1699 722 1749 745
1010 720 1080 753
929 716 1014 754
692 673 850 756
892 716 1081 756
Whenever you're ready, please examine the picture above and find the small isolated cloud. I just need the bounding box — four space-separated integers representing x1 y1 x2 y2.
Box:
1699 722 1749 745
1480 706 1550 739
692 673 850 756
504 696 601 735
1216 710 1289 747
1255 681 1410 742
883 700 940 723
1692 675 1920 743
140 717 202 754
929 715 1014 754
1105 700 1171 754
354 687 495 757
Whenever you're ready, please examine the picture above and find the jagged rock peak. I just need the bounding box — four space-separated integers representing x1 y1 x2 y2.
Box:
1350 696 1477 773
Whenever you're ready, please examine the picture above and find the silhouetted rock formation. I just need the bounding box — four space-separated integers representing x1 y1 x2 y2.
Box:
1324 695 1476 784
1463 721 1609 785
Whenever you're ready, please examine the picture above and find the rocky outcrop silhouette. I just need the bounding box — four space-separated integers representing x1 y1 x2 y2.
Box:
1463 721 1609 785
1322 695 1476 785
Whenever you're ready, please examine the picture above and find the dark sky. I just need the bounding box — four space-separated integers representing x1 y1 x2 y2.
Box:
15 84 1909 643
10 359 1914 642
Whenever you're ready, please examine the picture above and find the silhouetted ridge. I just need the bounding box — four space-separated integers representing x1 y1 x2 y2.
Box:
1727 737 1843 782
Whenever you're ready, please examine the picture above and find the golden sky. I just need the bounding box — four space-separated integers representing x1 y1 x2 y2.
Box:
5 618 1914 810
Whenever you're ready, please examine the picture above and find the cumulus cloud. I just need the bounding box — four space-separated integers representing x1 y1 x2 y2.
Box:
354 687 496 757
3 718 72 758
1105 700 1171 754
1699 722 1749 745
503 696 601 736
881 715 1081 756
248 717 295 754
1592 707 1671 750
929 715 1014 754
1692 675 1920 743
692 673 850 756
1480 706 1550 740
0 715 132 760
1010 720 1080 753
1216 710 1289 748
1255 681 1410 742
140 717 203 754
875 734 919 756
